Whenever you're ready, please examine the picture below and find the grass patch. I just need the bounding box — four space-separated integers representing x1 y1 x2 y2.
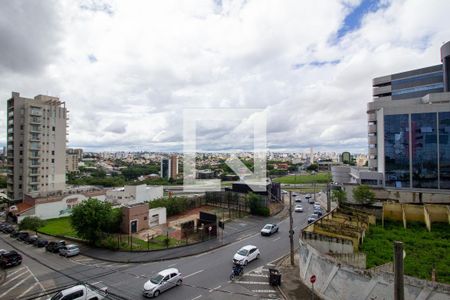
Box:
273 173 331 184
38 217 78 238
361 221 450 284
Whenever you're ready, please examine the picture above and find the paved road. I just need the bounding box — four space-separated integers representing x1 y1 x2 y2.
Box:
0 194 318 300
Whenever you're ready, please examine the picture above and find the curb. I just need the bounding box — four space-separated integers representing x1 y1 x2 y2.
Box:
80 241 232 264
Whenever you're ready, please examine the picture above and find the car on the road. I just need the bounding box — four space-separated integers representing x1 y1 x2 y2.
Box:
294 197 302 202
292 192 298 196
307 213 319 224
314 209 323 217
143 268 182 298
294 204 303 212
48 284 108 300
233 245 260 265
17 231 30 242
0 250 22 268
34 238 49 248
260 224 279 236
282 190 288 194
46 240 66 253
305 194 311 199
59 244 80 257
25 234 39 244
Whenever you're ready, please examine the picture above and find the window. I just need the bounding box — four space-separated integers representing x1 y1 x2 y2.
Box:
61 289 84 300
52 126 55 131
52 150 55 155
163 275 170 281
170 273 178 278
51 159 55 163
439 112 450 189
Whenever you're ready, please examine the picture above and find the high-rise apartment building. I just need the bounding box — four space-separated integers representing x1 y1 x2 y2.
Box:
367 42 450 190
170 155 178 180
6 92 67 202
160 157 170 179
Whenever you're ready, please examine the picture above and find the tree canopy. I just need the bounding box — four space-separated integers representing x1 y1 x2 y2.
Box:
19 216 46 233
71 198 121 243
352 185 375 205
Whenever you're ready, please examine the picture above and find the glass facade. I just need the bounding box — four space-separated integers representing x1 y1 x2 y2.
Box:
384 111 450 189
411 113 438 188
439 112 450 189
391 71 444 100
384 114 410 188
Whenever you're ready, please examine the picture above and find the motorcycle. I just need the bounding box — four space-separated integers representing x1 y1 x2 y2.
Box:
230 262 244 280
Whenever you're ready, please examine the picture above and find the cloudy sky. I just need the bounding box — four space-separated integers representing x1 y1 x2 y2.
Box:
1 0 449 153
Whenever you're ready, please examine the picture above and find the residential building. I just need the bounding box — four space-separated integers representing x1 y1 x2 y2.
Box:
160 157 170 179
6 92 68 203
367 42 450 191
66 151 79 173
67 148 83 160
170 154 178 179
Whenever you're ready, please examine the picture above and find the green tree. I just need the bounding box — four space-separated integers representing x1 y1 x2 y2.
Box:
352 185 375 205
0 175 7 188
71 198 119 244
246 193 270 216
306 163 318 172
19 216 46 233
332 189 347 206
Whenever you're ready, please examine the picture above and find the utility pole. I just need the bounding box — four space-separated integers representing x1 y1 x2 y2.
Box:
289 191 295 266
394 241 404 300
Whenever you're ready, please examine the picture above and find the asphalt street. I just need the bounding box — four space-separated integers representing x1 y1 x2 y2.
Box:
0 194 317 300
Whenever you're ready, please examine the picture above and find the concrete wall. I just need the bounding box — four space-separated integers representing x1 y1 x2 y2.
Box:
121 203 149 234
149 207 167 227
18 193 106 221
302 231 354 254
106 185 163 205
298 239 450 300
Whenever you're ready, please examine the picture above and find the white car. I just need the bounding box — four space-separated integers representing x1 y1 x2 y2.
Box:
233 245 260 265
59 244 80 257
260 224 279 236
143 268 183 298
294 204 303 212
313 204 321 210
294 197 302 202
48 284 107 300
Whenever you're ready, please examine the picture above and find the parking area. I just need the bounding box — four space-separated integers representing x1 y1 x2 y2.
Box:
0 265 46 299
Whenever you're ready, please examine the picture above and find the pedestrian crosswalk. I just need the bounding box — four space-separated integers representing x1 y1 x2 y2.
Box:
0 266 46 300
232 265 282 300
68 255 131 269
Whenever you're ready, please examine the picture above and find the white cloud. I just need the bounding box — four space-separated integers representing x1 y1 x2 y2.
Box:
1 0 450 153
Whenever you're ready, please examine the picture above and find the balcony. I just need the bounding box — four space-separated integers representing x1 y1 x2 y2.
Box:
30 109 42 116
368 124 377 134
30 136 41 142
8 120 13 125
368 148 377 156
30 127 41 133
8 111 13 117
30 161 40 167
368 113 377 122
7 145 13 150
7 136 13 142
373 85 392 97
29 117 41 124
7 128 13 133
29 181 39 185
368 135 377 145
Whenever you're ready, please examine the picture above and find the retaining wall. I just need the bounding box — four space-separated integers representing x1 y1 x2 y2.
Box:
298 239 450 300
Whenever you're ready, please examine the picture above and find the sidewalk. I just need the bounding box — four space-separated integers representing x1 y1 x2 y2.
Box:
77 204 289 263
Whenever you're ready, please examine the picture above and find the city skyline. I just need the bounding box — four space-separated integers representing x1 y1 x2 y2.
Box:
1 1 450 153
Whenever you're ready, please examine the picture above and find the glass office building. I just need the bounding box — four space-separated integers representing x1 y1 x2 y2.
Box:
368 41 450 191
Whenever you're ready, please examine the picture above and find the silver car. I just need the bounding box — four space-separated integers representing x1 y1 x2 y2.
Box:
59 244 80 257
143 268 182 297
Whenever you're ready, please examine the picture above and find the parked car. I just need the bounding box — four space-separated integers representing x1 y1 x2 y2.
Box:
10 231 19 238
233 245 260 265
314 209 323 217
0 250 22 268
2 225 14 233
46 240 66 253
314 201 321 206
34 238 49 248
260 224 279 236
59 244 80 257
25 235 39 244
0 249 7 255
143 268 182 298
294 204 303 212
48 284 108 300
17 231 30 242
313 204 321 210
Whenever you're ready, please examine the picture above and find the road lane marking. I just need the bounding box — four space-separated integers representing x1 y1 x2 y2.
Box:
168 263 177 267
191 295 202 300
209 285 221 292
26 266 45 293
0 274 32 298
6 266 25 277
272 237 281 242
245 274 269 278
239 281 270 285
184 269 204 278
18 282 39 298
251 289 277 293
3 269 28 286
